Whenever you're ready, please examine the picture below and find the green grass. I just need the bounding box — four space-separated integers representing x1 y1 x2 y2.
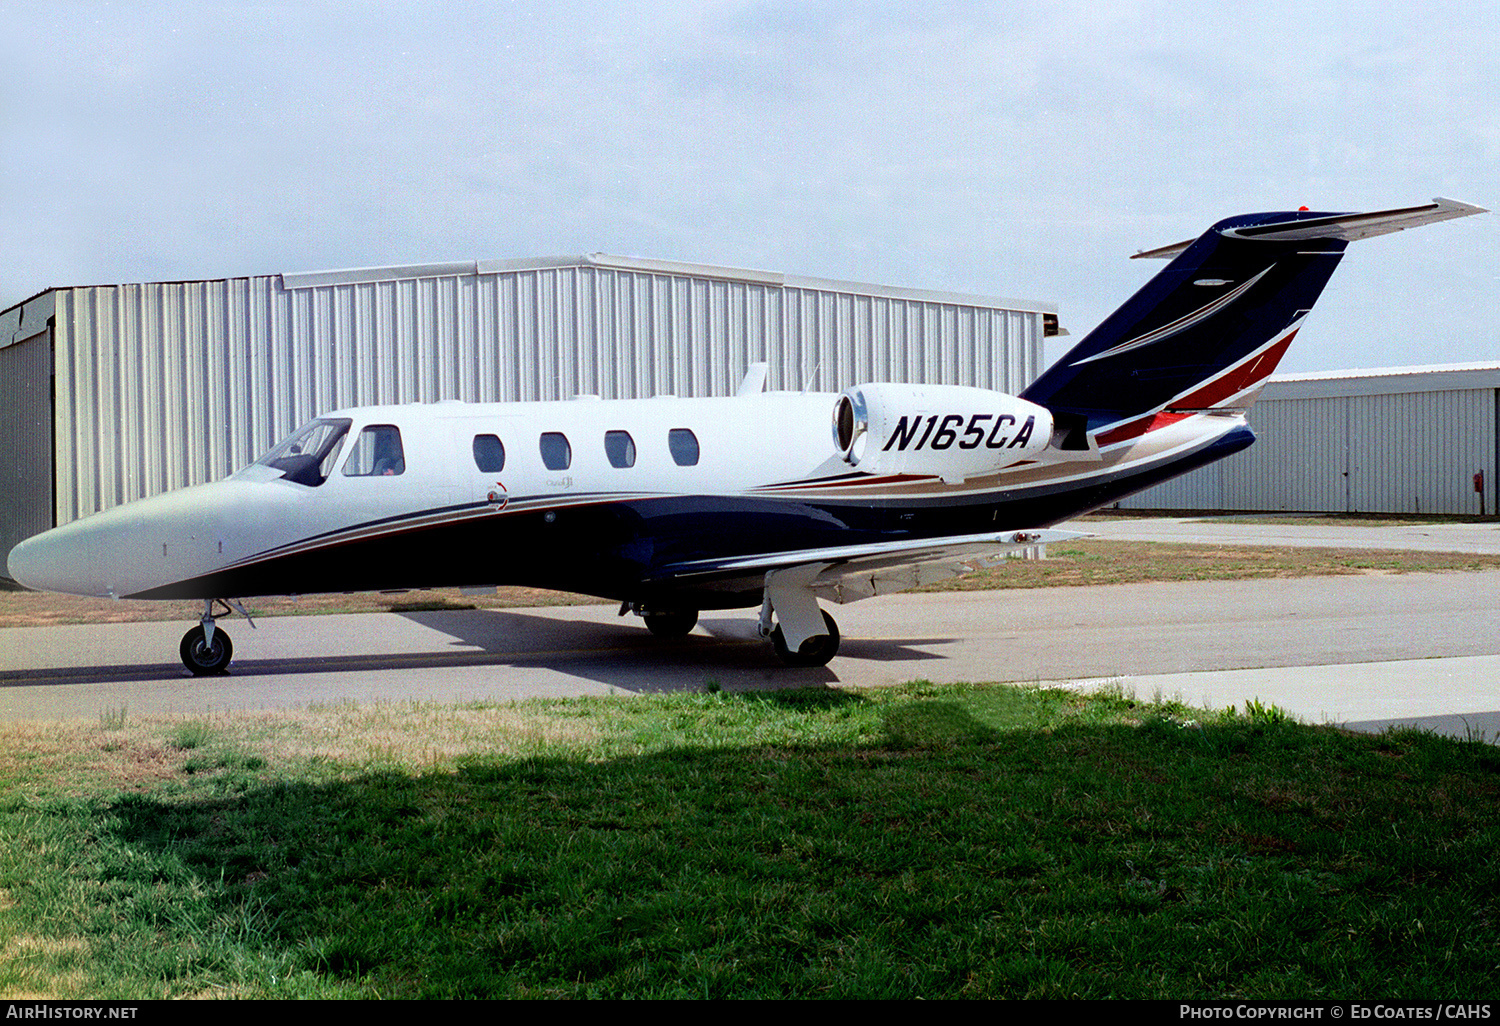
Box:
2 684 1498 999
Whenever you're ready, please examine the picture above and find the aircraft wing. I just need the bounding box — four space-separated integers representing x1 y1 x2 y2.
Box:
647 528 1089 604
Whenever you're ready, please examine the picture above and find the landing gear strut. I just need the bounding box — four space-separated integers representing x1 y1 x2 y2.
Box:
179 598 254 676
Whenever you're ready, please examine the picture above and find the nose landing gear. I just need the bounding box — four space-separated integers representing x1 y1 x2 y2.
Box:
180 598 254 676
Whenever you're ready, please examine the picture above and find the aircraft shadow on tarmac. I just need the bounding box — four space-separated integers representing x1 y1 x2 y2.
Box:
0 607 950 695
372 608 951 693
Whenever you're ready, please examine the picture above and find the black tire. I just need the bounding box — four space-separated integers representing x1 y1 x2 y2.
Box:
770 610 840 667
643 609 699 638
180 624 233 676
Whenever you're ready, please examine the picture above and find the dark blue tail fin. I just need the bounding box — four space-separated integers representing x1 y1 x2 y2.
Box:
1021 198 1484 438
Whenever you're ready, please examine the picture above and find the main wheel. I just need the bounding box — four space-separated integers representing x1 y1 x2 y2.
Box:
643 609 699 637
770 610 840 667
180 624 233 676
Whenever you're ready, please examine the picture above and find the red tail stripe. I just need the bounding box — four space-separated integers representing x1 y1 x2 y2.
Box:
1092 329 1298 448
1173 330 1297 410
1095 411 1192 447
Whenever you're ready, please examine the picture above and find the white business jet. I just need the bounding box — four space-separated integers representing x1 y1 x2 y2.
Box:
7 198 1485 673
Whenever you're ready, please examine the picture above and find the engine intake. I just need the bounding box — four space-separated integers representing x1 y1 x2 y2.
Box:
832 383 1054 482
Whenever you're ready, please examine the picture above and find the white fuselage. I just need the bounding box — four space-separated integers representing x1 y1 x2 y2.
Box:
7 386 1240 603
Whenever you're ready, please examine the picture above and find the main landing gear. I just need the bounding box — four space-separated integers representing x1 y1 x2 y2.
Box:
621 602 701 638
757 565 841 668
180 598 255 676
768 609 840 667
623 573 843 668
643 609 699 637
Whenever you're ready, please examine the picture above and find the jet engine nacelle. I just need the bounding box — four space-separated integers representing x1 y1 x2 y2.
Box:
832 383 1054 482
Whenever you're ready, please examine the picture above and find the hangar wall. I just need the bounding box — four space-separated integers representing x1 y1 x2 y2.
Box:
1119 365 1500 516
0 327 52 561
5 254 1052 543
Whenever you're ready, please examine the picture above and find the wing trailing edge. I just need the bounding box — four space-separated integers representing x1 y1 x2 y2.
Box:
649 528 1089 603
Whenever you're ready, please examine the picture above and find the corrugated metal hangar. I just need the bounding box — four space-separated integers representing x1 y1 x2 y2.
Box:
1121 363 1500 516
0 254 1055 564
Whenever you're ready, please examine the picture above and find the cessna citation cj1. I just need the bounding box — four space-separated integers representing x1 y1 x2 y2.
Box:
8 198 1486 674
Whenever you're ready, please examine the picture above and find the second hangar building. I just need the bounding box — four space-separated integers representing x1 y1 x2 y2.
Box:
1121 362 1500 517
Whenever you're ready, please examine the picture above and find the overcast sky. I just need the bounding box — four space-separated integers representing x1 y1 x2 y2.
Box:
2 0 1494 374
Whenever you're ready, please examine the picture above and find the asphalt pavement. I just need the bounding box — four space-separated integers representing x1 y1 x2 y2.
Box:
2 516 1497 740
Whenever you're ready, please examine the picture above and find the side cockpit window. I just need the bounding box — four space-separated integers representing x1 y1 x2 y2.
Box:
540 432 572 471
473 434 505 473
343 424 406 476
252 418 352 487
668 428 699 467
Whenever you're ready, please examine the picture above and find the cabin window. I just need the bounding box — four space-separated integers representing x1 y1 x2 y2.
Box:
668 428 699 466
604 430 636 469
252 417 351 487
473 434 506 473
539 432 572 471
343 424 406 476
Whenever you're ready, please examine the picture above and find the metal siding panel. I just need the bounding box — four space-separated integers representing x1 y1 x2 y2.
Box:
671 276 690 397
708 279 727 397
458 273 479 401
894 301 913 383
924 304 941 381
1255 398 1347 511
832 291 853 391
1348 389 1491 514
862 295 880 383
53 291 76 523
554 268 577 400
0 329 54 562
726 282 746 389
689 277 708 397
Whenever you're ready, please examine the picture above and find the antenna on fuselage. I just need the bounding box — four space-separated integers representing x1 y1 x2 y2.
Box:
800 359 822 394
736 362 768 396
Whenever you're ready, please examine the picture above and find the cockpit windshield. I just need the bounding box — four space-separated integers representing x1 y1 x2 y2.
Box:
249 418 352 486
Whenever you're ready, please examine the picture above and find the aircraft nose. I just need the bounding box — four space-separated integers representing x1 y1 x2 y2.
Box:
7 519 111 596
6 479 266 599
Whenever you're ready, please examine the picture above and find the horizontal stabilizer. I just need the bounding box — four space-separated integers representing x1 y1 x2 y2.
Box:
1132 197 1487 260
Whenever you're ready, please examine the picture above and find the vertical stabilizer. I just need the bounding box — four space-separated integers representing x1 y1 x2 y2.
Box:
1021 198 1485 435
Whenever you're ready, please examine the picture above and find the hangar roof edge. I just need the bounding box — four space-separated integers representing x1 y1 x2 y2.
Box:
1266 362 1500 399
277 253 1056 313
2 255 1056 323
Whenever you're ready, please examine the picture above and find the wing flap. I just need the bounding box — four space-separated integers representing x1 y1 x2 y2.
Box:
649 528 1088 603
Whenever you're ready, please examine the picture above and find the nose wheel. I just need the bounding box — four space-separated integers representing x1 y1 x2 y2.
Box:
179 598 253 676
180 624 234 676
